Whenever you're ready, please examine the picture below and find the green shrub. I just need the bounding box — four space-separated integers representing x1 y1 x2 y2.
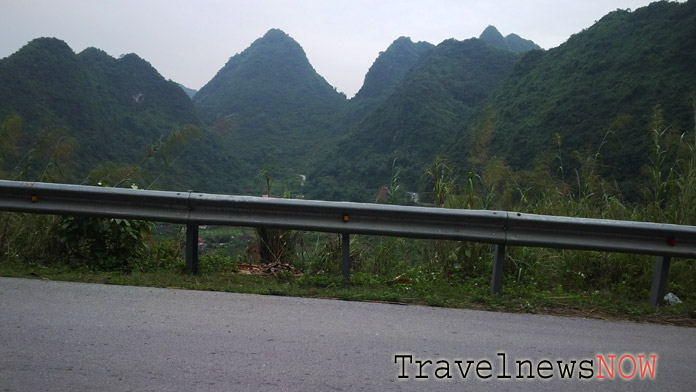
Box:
198 251 239 273
51 215 153 272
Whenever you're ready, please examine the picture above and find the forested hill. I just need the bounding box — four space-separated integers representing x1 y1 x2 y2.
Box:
479 25 541 53
194 28 345 124
2 25 545 197
0 37 200 182
306 38 522 201
0 27 540 196
452 0 696 197
354 37 434 100
178 84 198 98
188 29 347 192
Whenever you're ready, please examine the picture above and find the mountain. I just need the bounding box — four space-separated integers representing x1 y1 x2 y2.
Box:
479 25 541 53
307 38 521 201
178 84 198 98
8 2 688 204
453 0 696 196
0 38 100 146
191 29 347 193
0 38 201 183
323 36 436 146
77 48 201 152
194 29 345 123
0 28 540 196
354 37 434 100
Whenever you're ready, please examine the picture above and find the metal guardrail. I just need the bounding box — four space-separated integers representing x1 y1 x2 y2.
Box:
1 180 695 305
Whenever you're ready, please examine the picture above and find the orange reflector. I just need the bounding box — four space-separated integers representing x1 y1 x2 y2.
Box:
30 195 38 202
342 215 349 222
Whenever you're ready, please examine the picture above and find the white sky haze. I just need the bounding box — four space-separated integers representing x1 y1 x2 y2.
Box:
0 0 668 97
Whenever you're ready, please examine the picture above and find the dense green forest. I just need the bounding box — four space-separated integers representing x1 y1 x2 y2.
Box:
308 0 696 202
452 0 696 200
478 25 541 53
353 36 434 101
1 1 695 202
178 84 198 99
307 38 521 201
0 38 201 186
189 29 348 194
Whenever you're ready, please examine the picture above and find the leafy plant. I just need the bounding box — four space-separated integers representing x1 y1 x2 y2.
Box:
51 215 153 272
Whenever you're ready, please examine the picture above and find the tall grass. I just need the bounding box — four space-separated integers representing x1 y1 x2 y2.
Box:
2 108 695 303
294 105 696 300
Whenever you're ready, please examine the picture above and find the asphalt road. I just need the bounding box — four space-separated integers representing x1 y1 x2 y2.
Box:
1 277 694 391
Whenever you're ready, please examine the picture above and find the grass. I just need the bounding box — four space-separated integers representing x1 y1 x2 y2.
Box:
2 259 694 327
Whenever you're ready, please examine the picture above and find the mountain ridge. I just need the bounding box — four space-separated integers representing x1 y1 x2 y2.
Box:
307 37 522 200
194 28 345 123
185 29 350 193
0 37 201 183
354 36 434 100
479 25 541 53
452 0 696 196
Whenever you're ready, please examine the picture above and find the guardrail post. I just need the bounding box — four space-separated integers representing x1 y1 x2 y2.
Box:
649 255 671 306
342 233 350 284
490 244 506 295
186 223 199 274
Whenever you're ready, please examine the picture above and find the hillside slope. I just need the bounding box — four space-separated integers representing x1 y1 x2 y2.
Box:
0 38 201 183
354 37 434 101
191 29 347 193
308 38 521 201
454 0 696 196
479 25 541 53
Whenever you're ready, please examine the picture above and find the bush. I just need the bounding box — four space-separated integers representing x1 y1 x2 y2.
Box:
51 216 153 272
198 251 239 273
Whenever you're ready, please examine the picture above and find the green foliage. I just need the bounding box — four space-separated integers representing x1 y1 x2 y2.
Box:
0 114 24 179
4 106 696 313
198 251 239 274
0 112 79 182
0 213 57 264
1 4 695 313
135 235 184 273
285 106 696 301
0 118 194 273
308 38 520 201
295 234 343 276
195 29 345 122
51 215 153 272
456 1 696 199
0 38 202 186
370 237 407 276
191 29 346 194
178 84 198 99
257 161 275 196
425 157 456 207
354 36 434 100
375 159 405 204
479 25 541 53
6 2 694 204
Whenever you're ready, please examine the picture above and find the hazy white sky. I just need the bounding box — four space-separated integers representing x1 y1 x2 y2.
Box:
1 0 666 97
